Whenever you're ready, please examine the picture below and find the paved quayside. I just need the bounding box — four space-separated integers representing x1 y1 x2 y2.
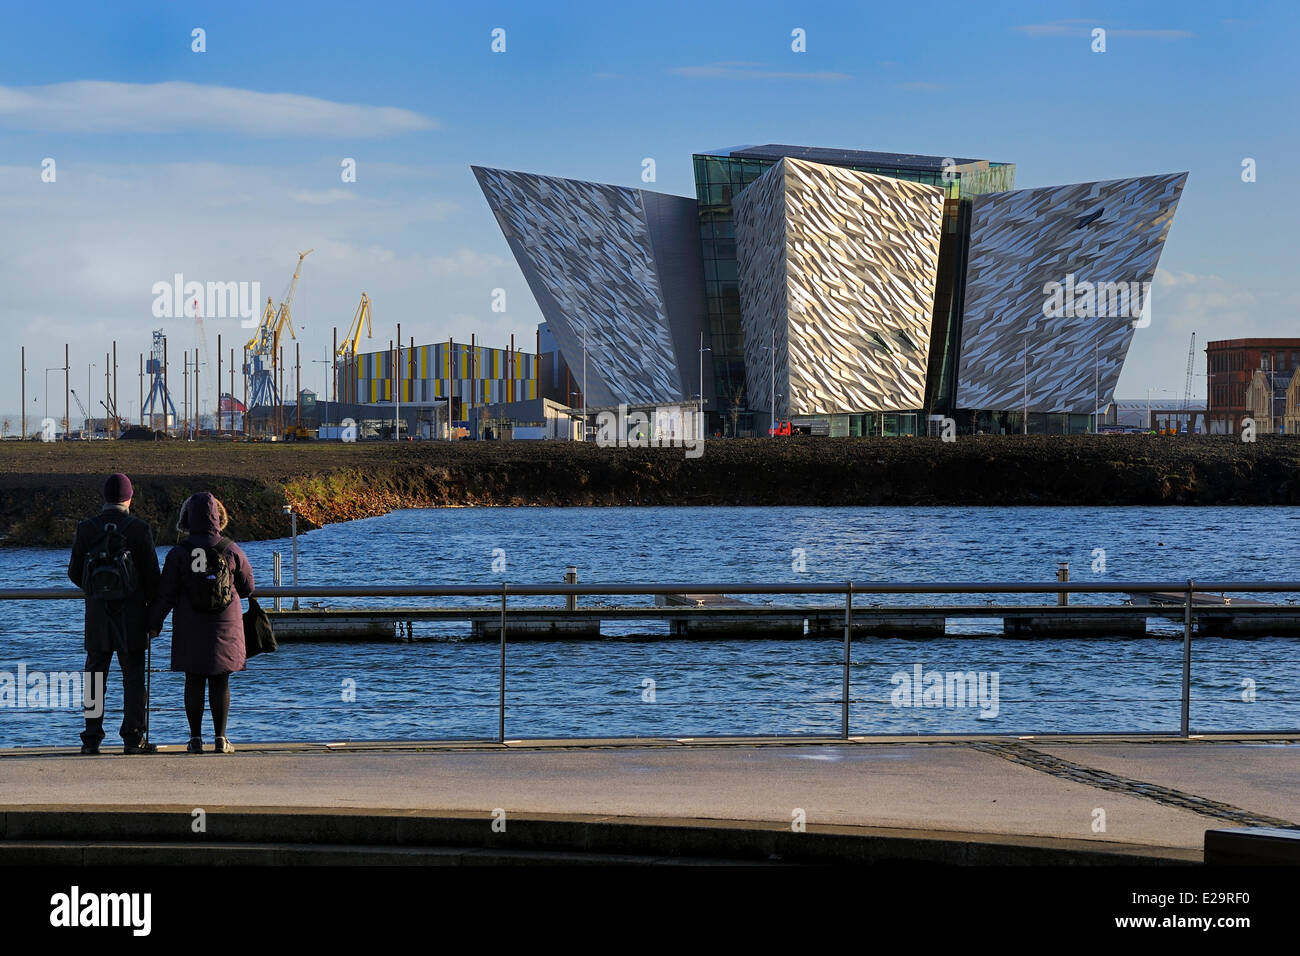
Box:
0 736 1295 864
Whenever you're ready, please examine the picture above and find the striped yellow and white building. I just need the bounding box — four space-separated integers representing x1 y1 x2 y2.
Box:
339 341 538 408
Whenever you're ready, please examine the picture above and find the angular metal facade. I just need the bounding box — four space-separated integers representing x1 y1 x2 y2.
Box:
733 157 945 417
472 166 708 408
957 172 1188 413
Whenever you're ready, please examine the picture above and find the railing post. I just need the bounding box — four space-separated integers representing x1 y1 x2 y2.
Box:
842 581 852 739
499 581 507 743
272 551 282 612
290 510 300 611
565 566 577 611
1181 578 1193 737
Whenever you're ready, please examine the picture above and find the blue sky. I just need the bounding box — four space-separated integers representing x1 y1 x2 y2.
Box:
0 0 1294 424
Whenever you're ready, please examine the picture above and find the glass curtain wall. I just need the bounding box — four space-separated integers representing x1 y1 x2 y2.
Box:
693 149 968 431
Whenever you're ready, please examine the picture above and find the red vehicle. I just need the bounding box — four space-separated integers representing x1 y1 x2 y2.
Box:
769 421 794 436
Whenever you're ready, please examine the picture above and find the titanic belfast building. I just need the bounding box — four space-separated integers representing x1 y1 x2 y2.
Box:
473 145 1186 436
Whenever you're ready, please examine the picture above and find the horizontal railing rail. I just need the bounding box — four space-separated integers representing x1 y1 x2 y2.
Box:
3 579 1299 745
6 580 1300 600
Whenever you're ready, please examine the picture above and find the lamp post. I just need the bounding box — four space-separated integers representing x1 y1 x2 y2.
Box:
698 331 711 438
313 357 330 432
581 328 587 442
760 328 777 436
570 390 583 441
1021 326 1032 435
1094 335 1100 434
88 363 95 439
1269 360 1276 435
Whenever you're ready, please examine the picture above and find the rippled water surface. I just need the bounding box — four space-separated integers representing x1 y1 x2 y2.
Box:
2 505 1297 746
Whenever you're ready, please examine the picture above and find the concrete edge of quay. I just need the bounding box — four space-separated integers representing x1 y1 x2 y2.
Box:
0 805 1204 867
1 731 1296 759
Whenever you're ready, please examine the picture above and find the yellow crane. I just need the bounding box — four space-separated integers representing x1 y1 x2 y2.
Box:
245 249 313 416
336 293 373 403
336 292 374 359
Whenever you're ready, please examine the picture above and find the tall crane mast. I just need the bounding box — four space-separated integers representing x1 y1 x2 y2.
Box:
69 388 91 437
336 293 374 403
141 329 176 432
1182 331 1196 433
274 248 312 349
336 293 374 359
245 249 313 423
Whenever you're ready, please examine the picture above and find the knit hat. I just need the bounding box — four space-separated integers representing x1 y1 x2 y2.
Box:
103 473 133 503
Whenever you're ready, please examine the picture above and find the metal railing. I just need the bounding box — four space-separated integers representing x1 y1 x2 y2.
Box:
2 579 1299 743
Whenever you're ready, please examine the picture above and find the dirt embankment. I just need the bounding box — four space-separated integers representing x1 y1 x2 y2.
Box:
0 435 1297 548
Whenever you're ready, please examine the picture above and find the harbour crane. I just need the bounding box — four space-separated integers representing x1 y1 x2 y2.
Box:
69 388 91 439
1182 331 1196 434
336 293 373 404
245 249 313 418
99 399 127 435
141 329 176 432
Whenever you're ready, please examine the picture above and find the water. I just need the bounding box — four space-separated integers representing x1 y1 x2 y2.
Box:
2 506 1298 746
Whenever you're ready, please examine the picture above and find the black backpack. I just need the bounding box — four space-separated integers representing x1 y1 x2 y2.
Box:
184 538 235 613
80 516 139 602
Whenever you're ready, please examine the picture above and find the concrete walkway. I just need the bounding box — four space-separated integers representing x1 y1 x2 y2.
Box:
0 735 1295 862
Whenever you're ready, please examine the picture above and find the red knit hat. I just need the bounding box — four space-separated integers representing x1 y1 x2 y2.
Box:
103 473 133 503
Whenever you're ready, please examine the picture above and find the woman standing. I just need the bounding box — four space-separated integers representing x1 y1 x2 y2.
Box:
149 492 254 754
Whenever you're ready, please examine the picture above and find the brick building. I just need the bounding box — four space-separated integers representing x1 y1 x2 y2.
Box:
1205 338 1300 433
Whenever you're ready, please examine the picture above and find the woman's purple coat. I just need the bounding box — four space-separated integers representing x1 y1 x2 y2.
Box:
149 493 255 675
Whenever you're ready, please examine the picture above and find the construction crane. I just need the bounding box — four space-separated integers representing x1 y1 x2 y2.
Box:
245 249 313 419
99 399 127 435
337 293 374 359
336 293 373 404
1182 331 1196 434
69 388 91 439
141 329 176 432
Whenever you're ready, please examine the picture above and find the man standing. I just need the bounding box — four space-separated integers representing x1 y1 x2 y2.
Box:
67 473 161 754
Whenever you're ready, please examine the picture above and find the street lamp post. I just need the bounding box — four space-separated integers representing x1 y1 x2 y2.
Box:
313 356 330 432
1094 335 1100 433
581 328 587 442
760 328 777 436
1021 327 1031 435
698 331 711 438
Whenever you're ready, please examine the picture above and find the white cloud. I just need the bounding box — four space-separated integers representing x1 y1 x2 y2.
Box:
0 81 438 136
1117 268 1285 399
0 159 539 417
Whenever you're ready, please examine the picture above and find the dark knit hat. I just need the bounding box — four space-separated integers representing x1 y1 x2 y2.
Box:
103 473 133 503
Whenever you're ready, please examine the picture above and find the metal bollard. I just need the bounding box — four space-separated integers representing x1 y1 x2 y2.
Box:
565 566 577 611
272 551 282 612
